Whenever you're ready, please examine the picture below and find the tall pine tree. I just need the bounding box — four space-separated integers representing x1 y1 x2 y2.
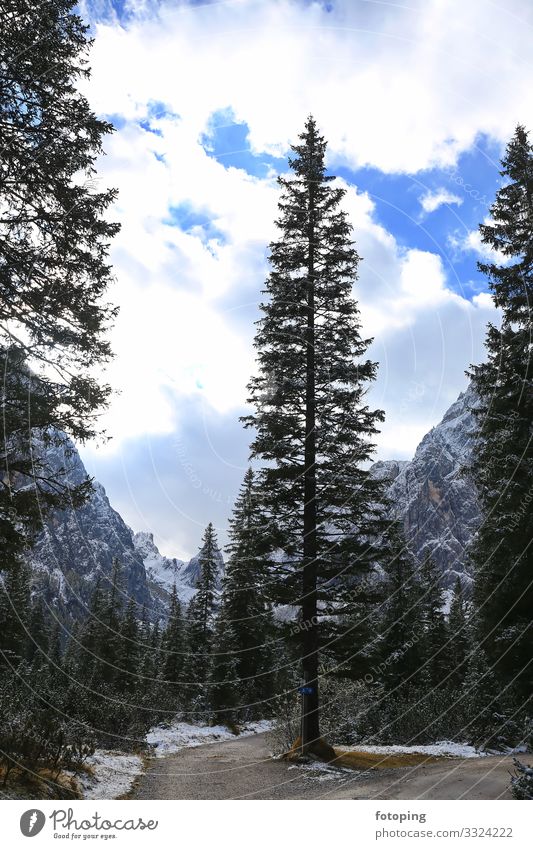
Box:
243 116 385 750
446 577 469 689
161 585 184 707
210 469 274 722
468 125 533 706
183 523 221 715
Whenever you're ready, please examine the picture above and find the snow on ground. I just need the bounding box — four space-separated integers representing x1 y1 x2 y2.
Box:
146 719 273 757
74 751 143 800
288 761 352 782
340 741 487 758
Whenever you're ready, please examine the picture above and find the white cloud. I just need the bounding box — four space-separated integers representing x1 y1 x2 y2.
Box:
448 219 510 264
84 0 533 174
419 188 463 214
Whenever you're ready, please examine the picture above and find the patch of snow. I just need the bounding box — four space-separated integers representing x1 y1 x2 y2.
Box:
503 744 529 755
146 719 273 758
340 741 486 758
288 761 352 781
74 750 143 800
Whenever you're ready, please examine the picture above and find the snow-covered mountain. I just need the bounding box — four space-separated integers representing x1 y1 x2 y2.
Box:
132 531 196 604
27 441 160 622
372 385 481 587
26 439 223 623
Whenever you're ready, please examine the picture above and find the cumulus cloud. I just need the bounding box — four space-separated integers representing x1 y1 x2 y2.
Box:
84 0 533 173
448 219 510 265
419 188 463 214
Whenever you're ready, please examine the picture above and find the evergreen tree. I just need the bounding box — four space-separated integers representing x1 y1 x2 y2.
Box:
0 1 119 565
211 470 275 721
461 641 501 746
0 561 31 665
96 558 123 686
161 585 184 704
243 116 385 747
468 125 533 705
137 606 155 695
447 577 469 688
48 621 64 670
150 618 162 677
77 577 104 677
209 611 240 724
183 523 221 714
26 598 50 665
117 598 140 692
379 526 422 695
417 557 448 688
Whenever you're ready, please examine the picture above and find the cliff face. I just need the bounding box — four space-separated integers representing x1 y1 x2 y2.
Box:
372 385 481 587
26 441 159 622
26 439 224 623
132 531 196 605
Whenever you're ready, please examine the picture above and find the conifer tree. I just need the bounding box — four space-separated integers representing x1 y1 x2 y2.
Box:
136 607 155 697
48 622 64 671
26 598 50 665
0 1 119 564
96 558 123 686
417 557 448 688
243 116 385 748
468 125 533 705
211 470 274 721
183 523 221 714
209 613 240 724
77 578 104 677
379 526 422 695
0 561 31 665
161 585 184 705
117 598 140 692
461 641 501 745
447 577 469 688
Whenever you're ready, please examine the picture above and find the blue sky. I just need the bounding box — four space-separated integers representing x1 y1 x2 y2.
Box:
77 0 533 558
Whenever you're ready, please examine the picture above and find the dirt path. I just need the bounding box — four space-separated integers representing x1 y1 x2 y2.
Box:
132 733 515 800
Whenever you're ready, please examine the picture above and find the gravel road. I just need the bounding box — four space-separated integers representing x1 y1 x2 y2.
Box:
132 733 515 800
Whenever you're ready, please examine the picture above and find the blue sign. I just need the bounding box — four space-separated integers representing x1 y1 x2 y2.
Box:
298 686 315 695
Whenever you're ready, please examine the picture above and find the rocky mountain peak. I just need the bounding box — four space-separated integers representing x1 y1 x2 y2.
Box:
374 385 481 588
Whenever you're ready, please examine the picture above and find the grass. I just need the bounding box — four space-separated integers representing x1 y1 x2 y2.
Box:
0 763 81 799
282 736 441 769
332 749 441 770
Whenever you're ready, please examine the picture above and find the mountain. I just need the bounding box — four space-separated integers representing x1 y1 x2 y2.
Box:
372 385 481 588
27 440 159 623
132 531 196 605
26 439 223 624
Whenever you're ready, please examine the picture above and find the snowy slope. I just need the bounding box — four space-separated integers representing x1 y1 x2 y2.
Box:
372 385 481 587
132 531 196 604
26 438 161 622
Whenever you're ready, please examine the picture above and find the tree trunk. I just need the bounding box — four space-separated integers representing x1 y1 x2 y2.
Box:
301 177 319 749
